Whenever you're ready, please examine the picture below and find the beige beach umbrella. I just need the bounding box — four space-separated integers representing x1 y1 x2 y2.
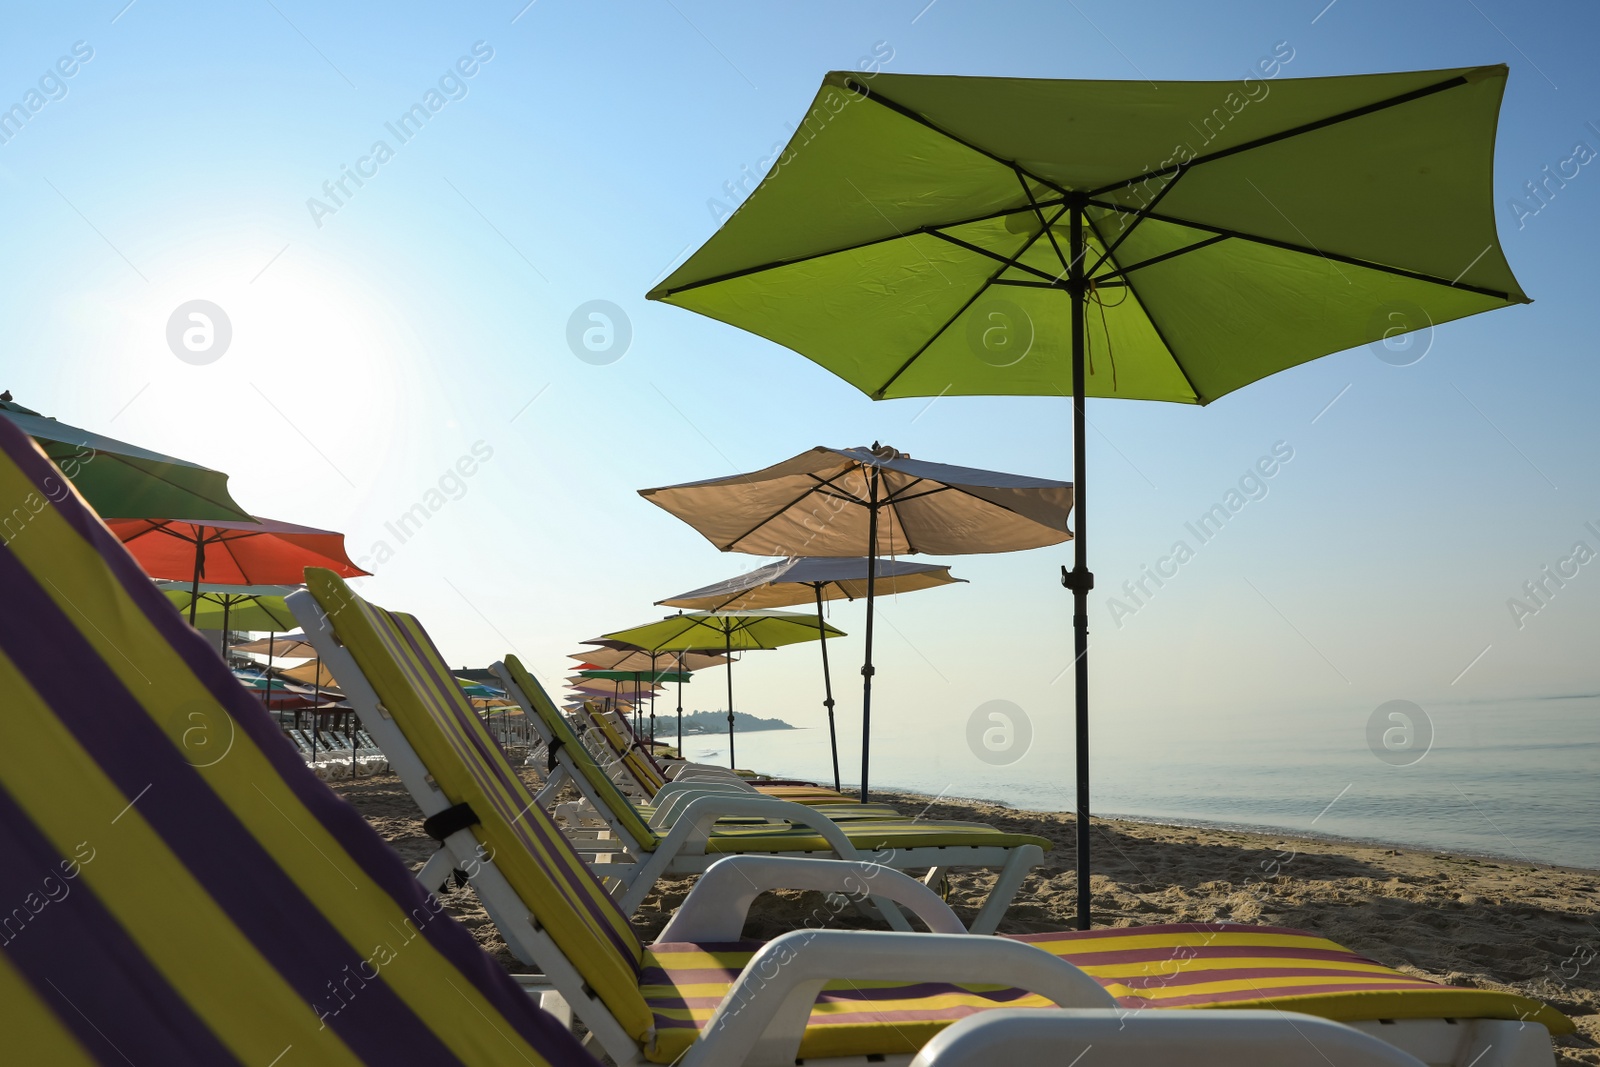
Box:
640 443 1071 800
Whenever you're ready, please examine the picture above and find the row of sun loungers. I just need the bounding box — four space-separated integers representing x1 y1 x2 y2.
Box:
0 416 1569 1066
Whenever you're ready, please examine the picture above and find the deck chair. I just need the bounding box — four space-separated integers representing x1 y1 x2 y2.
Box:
285 569 1565 1067
0 419 592 1066
497 658 905 829
577 701 877 808
291 572 1048 934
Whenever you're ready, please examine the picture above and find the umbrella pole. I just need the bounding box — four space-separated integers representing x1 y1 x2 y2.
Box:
221 598 230 660
1065 199 1094 931
676 653 684 754
860 474 880 803
814 583 840 793
188 533 204 625
312 654 321 765
724 629 735 770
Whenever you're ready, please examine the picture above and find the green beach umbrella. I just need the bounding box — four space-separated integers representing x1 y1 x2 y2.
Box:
647 66 1528 927
158 582 299 635
599 610 844 767
577 668 692 684
2 397 251 522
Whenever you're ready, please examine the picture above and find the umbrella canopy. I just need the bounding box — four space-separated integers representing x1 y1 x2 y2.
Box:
109 515 368 625
110 516 368 585
231 670 320 710
658 555 966 791
641 444 1067 800
156 582 300 632
645 66 1527 928
599 610 844 654
660 556 965 610
647 67 1525 401
1 397 251 522
569 648 731 671
235 632 317 657
639 444 1072 557
276 658 339 691
599 610 844 767
457 678 506 699
577 668 691 684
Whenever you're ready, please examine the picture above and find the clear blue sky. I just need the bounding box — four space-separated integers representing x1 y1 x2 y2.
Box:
3 1 1596 779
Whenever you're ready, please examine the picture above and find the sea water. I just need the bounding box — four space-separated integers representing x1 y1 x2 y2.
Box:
674 695 1600 870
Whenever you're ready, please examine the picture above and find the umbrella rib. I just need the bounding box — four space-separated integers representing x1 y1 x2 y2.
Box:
1084 212 1206 403
1086 200 1515 301
874 204 1071 398
842 77 1072 199
1086 71 1475 198
1100 234 1229 281
1086 167 1189 277
1015 168 1075 279
721 466 866 551
923 229 1063 285
651 199 1065 299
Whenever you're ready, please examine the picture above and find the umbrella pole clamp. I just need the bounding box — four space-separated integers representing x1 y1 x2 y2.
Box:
1060 566 1094 593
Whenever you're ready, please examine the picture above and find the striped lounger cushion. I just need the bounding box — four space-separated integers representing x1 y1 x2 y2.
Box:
0 413 593 1065
640 923 1571 1062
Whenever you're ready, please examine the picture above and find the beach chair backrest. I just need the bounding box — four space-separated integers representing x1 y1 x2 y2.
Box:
303 570 656 1042
0 418 591 1065
500 656 659 848
583 706 668 792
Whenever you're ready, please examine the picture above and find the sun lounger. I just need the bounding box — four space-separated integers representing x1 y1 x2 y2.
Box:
496 658 906 829
575 701 899 813
290 572 1048 933
0 417 593 1067
287 567 1565 1067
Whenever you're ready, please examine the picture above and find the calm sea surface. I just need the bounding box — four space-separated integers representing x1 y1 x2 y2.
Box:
670 695 1600 870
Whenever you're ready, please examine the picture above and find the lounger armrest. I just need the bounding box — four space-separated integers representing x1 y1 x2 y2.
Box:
666 763 743 780
652 794 859 862
682 930 1117 1067
650 781 761 827
913 1009 1426 1067
659 855 965 941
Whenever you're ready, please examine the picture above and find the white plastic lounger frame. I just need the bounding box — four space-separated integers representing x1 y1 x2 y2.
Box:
495 660 1042 934
908 1010 1428 1067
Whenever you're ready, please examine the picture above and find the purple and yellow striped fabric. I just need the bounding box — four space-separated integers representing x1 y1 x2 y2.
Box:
640 923 1569 1062
0 418 594 1065
304 570 659 1042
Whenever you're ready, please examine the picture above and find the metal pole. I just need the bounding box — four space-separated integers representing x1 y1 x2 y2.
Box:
814 583 841 793
188 533 204 625
1064 197 1094 931
220 597 230 659
676 652 685 754
311 653 321 765
860 471 879 803
724 628 735 770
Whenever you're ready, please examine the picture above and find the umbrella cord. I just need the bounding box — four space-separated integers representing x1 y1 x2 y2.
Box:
1085 278 1128 393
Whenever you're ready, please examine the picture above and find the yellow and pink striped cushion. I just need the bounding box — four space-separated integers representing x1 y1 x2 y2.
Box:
639 923 1570 1062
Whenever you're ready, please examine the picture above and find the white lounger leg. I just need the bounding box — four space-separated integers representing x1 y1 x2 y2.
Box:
968 843 1041 934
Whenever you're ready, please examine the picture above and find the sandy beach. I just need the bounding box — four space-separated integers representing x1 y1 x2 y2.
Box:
332 772 1600 1065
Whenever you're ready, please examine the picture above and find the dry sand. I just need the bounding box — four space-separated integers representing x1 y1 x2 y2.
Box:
332 773 1599 1065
